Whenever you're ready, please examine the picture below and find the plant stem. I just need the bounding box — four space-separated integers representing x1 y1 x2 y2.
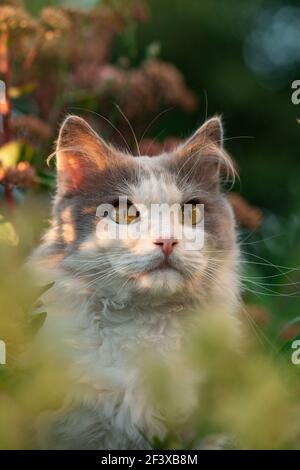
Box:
0 31 13 210
0 31 11 144
4 184 13 212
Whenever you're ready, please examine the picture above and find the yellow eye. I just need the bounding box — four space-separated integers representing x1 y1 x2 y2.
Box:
111 203 140 224
180 202 203 225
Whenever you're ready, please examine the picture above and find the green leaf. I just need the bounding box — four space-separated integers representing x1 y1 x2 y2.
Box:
30 312 47 335
19 143 34 163
0 219 19 246
0 141 34 169
37 172 55 189
0 366 18 389
0 141 23 168
8 83 36 99
23 282 55 314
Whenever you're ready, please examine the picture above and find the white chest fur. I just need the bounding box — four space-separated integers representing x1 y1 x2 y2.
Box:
37 286 188 450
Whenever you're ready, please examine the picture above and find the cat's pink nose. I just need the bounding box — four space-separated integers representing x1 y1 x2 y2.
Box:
153 238 178 257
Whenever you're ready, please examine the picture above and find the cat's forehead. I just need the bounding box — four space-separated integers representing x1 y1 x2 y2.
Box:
129 155 181 204
131 172 181 205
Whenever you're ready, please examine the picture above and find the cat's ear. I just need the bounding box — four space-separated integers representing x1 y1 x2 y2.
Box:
56 115 112 194
174 117 235 188
182 116 223 155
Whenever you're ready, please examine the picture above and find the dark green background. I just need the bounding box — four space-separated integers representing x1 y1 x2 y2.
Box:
133 0 300 214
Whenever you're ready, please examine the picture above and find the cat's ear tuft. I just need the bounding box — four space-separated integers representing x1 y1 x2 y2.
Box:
56 115 111 194
173 116 236 189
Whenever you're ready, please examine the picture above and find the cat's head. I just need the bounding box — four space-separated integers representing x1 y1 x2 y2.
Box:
45 115 239 307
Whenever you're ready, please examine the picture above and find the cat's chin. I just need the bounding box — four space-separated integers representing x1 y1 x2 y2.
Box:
134 268 184 294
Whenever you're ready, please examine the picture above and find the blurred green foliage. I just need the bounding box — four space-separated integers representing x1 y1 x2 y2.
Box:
0 0 300 449
0 203 71 449
143 313 300 450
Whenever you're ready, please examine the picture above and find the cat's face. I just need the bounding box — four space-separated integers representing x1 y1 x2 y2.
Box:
48 116 238 305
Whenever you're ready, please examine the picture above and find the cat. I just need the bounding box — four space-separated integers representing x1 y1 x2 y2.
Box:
31 114 240 449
